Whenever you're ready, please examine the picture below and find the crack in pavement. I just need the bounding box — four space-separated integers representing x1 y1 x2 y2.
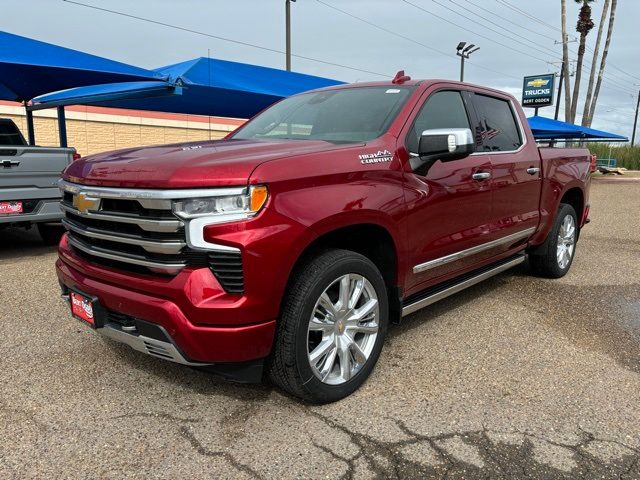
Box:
303 408 640 479
112 410 264 479
179 425 265 480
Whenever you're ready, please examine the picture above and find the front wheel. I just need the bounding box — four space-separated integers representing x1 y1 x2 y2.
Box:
268 250 388 403
529 203 578 278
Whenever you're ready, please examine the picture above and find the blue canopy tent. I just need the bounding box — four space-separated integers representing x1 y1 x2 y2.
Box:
0 31 165 146
1 31 341 147
32 56 344 119
527 115 628 142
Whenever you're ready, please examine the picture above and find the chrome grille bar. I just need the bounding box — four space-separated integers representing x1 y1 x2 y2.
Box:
67 234 186 274
60 203 182 233
62 217 185 254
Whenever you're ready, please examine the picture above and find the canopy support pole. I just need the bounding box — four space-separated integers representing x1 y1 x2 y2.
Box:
57 106 67 148
24 103 35 145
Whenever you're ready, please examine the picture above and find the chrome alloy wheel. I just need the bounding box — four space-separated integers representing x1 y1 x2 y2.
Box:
307 274 380 385
556 214 576 269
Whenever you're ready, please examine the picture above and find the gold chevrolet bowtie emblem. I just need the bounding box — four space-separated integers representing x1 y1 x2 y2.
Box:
527 79 549 88
72 193 100 214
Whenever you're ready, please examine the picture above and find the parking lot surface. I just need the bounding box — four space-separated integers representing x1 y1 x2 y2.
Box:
1 176 639 479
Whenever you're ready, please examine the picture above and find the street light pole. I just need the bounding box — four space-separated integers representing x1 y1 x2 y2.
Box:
285 0 296 71
456 42 480 82
632 89 640 146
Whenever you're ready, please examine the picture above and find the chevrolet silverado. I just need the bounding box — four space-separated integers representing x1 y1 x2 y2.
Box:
56 77 591 403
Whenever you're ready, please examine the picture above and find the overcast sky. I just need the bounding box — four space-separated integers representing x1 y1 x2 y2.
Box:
4 0 639 139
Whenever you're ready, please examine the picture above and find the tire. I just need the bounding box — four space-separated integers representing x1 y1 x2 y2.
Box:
529 203 578 278
268 249 389 403
37 223 66 246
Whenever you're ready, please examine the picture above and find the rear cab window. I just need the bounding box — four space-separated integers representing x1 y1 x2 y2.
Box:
472 94 523 152
0 120 26 146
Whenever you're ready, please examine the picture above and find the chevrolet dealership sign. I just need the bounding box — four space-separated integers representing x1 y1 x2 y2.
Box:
522 74 555 108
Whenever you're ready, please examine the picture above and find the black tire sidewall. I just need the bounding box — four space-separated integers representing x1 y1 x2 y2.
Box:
292 254 388 403
548 204 578 277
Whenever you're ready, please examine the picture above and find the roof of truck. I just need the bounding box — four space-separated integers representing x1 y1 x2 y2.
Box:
309 78 514 99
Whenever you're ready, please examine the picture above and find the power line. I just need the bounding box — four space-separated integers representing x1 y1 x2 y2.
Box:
446 0 563 57
61 0 389 78
495 0 566 36
584 45 640 83
477 0 640 90
314 0 450 58
401 0 558 66
314 0 520 80
457 0 637 98
458 0 558 42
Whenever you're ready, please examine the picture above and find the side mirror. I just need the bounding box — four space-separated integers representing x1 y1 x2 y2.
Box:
410 128 475 173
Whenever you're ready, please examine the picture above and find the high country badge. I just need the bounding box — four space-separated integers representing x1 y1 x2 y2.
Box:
359 150 393 164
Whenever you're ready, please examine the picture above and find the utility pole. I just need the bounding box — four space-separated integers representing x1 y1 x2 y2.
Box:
456 42 480 82
632 89 640 146
285 0 296 71
554 60 565 121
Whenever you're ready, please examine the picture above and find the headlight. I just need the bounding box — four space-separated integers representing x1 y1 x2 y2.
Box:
172 185 268 221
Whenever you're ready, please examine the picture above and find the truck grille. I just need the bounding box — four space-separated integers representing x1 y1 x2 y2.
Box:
60 182 244 294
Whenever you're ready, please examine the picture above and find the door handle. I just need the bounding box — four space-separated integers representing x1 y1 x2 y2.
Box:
527 167 540 175
472 172 491 181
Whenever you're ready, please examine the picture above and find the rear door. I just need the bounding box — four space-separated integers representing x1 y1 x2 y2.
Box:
401 88 494 296
471 94 541 244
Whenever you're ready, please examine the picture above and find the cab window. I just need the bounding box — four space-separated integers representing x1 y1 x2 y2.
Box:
473 94 523 152
406 90 471 154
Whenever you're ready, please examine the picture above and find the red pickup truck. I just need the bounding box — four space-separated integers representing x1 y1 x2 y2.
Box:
57 78 591 403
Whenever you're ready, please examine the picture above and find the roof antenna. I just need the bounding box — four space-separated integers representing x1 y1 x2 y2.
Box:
392 70 411 84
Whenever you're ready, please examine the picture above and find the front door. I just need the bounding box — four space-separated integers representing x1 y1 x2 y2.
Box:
402 89 494 297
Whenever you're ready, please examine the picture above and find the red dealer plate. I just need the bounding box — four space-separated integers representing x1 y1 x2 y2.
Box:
0 201 23 215
70 292 95 326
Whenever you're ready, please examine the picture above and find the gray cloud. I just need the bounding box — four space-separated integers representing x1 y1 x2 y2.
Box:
4 0 639 138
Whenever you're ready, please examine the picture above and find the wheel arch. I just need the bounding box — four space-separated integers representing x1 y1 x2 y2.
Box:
559 186 584 224
284 220 403 324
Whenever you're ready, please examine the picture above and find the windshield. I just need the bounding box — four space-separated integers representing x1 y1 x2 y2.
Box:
232 86 414 143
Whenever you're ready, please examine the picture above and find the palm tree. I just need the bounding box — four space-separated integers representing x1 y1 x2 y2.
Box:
585 0 617 127
569 0 595 123
560 0 572 121
582 0 610 126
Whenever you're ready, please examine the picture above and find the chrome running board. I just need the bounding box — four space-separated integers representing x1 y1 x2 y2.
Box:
402 254 525 317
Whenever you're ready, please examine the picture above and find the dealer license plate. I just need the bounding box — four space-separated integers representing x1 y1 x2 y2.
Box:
70 292 95 326
0 201 23 215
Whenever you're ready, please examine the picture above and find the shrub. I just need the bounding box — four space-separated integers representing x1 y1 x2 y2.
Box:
586 144 640 170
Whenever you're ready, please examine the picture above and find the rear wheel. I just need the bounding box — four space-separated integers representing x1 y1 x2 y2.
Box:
529 203 578 278
268 249 388 403
37 223 65 246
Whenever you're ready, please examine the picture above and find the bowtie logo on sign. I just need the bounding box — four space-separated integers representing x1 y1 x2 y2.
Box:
72 193 100 214
527 79 550 88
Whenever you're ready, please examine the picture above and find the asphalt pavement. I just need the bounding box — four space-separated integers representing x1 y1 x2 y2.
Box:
1 175 639 479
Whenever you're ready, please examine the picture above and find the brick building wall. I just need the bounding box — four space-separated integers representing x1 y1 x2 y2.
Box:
0 101 245 156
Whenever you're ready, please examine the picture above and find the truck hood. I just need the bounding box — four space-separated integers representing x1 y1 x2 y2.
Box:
63 139 344 188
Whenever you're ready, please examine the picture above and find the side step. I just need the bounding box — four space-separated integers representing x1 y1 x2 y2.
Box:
401 254 526 317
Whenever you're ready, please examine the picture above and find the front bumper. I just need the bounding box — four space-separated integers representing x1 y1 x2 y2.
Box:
56 244 277 365
0 198 63 225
